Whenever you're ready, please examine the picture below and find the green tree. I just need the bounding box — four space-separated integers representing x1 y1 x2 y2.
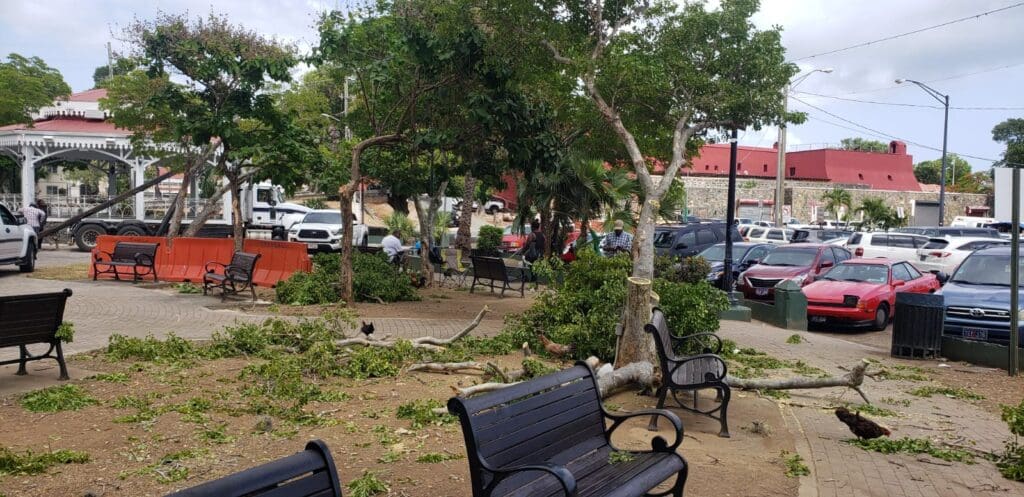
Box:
840 137 889 153
993 118 1024 168
913 154 972 185
951 170 993 195
0 53 70 125
856 197 903 231
488 0 797 366
91 57 139 88
820 187 852 222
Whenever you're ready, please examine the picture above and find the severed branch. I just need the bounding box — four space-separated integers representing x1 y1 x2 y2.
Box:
453 382 521 397
726 359 873 403
407 362 486 374
413 306 489 346
335 307 487 352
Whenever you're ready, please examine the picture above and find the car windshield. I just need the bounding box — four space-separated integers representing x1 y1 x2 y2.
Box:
821 264 888 284
950 254 1024 287
698 245 726 262
760 248 817 267
653 230 677 248
302 212 342 224
503 225 531 235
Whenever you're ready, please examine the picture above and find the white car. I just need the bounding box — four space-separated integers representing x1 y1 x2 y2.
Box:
287 210 368 252
0 204 37 272
746 227 795 245
915 237 1010 275
844 232 929 262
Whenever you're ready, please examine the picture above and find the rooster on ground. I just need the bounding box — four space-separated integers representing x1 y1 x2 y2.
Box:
538 334 575 357
835 407 891 440
359 321 375 338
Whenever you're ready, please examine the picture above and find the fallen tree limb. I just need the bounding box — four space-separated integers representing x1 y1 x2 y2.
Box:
413 306 489 346
337 337 444 352
596 361 655 398
407 362 486 374
334 307 487 352
453 382 520 397
726 359 872 403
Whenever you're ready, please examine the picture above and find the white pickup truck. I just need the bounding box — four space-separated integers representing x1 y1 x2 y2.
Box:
0 204 37 272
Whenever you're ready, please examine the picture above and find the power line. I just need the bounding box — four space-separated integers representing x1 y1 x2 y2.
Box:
837 61 1024 96
793 91 1024 111
792 2 1024 61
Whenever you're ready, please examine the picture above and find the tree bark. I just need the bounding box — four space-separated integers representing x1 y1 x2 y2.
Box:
615 277 657 369
633 199 657 279
413 180 447 289
726 359 873 403
454 174 476 252
182 172 254 238
597 361 655 398
226 170 245 252
165 165 194 247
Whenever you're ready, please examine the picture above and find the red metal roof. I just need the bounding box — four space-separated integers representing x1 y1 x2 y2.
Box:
66 88 108 102
0 116 130 135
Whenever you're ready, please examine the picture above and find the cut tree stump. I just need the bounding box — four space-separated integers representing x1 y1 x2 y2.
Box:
615 277 657 369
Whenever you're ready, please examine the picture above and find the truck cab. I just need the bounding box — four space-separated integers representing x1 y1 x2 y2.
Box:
245 183 312 235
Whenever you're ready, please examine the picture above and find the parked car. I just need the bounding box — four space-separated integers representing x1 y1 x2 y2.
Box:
482 198 505 215
287 210 369 252
896 226 1001 239
915 237 1010 275
791 228 854 244
737 217 754 225
697 242 775 290
0 204 37 272
746 227 796 245
737 244 852 301
950 216 997 228
653 222 743 259
753 220 774 227
500 224 532 253
804 258 941 330
940 246 1024 346
844 232 929 261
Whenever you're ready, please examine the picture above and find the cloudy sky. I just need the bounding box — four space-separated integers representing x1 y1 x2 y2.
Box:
2 0 1022 170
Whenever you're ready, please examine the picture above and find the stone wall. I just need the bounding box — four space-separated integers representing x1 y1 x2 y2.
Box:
680 176 988 226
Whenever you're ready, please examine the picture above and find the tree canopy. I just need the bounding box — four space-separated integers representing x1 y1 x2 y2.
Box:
839 137 889 153
913 154 972 185
0 53 70 125
993 118 1024 168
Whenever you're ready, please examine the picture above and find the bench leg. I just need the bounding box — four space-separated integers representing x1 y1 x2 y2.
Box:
15 345 29 376
54 342 69 381
717 386 731 438
648 386 668 431
470 276 477 293
249 283 257 302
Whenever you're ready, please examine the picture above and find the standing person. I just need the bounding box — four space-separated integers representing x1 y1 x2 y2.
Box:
601 219 633 255
381 229 404 264
34 198 48 249
18 203 45 245
521 219 545 264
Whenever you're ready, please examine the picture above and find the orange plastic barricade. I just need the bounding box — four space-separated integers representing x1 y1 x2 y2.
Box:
243 239 314 287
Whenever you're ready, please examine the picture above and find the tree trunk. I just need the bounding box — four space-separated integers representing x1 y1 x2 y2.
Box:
615 277 657 369
387 194 408 214
166 165 194 247
183 172 253 238
413 179 448 289
455 174 476 252
633 199 658 280
227 171 245 252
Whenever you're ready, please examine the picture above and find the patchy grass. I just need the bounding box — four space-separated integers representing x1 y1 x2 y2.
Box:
846 437 975 464
845 403 898 418
785 334 804 344
780 451 810 477
759 389 791 400
875 364 930 382
119 448 208 483
909 386 984 401
0 447 90 476
395 399 455 429
881 397 912 407
175 283 201 294
27 263 90 280
88 372 130 383
347 470 388 497
20 385 98 413
727 348 827 379
416 452 463 463
609 451 636 464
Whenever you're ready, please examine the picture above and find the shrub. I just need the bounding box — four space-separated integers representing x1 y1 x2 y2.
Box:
352 252 419 303
653 280 729 339
998 399 1024 481
106 333 197 364
655 255 711 284
476 225 504 256
275 253 340 305
383 212 415 241
304 198 327 209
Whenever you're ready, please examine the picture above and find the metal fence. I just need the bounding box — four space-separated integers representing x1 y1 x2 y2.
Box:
0 193 219 221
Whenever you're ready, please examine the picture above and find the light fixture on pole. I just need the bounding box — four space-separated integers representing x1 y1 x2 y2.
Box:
775 68 832 226
896 78 949 226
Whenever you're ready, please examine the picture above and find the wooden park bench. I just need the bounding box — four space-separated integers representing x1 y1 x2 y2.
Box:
0 289 73 381
92 241 160 282
469 255 525 297
448 362 688 497
203 251 261 302
166 440 343 496
646 307 731 437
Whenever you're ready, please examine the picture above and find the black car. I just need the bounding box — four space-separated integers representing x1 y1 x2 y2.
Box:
653 222 744 258
697 242 775 290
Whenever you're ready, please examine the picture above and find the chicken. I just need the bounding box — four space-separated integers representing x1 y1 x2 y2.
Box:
538 334 575 357
360 321 375 338
835 407 891 439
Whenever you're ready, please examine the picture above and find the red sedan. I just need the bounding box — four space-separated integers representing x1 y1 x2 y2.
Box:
803 258 940 331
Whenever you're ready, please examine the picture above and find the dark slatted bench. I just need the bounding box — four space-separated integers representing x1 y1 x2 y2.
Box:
448 362 687 497
166 440 342 497
469 255 525 297
0 289 73 381
203 251 261 302
646 307 731 437
92 241 160 282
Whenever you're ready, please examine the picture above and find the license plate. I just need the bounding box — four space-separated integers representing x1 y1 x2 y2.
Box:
307 243 318 249
810 315 826 323
963 328 988 340
755 288 769 296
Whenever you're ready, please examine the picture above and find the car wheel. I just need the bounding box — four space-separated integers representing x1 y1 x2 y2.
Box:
871 303 889 331
19 244 35 273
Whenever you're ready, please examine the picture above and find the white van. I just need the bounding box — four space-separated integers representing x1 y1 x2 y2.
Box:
844 232 930 262
950 216 997 228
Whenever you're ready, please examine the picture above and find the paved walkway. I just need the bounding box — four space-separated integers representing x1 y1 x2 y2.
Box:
718 320 1023 497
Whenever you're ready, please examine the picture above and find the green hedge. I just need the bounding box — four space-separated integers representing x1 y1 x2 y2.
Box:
276 252 418 305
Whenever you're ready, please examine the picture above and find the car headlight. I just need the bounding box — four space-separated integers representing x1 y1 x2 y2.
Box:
790 274 807 286
331 228 343 235
288 229 298 235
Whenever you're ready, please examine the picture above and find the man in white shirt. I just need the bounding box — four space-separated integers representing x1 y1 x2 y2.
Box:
381 230 403 263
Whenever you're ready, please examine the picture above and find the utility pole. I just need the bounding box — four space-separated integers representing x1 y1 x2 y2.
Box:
897 79 950 225
106 42 114 80
775 68 832 226
1010 166 1020 376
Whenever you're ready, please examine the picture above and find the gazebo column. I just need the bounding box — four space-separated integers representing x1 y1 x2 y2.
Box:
20 145 35 209
221 177 232 223
133 160 146 220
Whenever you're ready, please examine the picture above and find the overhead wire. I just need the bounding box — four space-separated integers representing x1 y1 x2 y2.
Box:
791 2 1024 61
792 91 1024 111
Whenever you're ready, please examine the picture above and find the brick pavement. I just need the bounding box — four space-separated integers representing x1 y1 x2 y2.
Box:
718 320 1024 497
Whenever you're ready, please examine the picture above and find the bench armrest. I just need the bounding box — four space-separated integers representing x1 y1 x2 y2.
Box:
485 462 577 497
205 261 228 274
92 250 114 262
134 252 155 266
665 353 729 386
604 408 683 453
669 332 723 355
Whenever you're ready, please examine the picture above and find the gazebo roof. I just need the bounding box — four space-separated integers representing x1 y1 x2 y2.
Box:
66 88 108 102
0 116 129 135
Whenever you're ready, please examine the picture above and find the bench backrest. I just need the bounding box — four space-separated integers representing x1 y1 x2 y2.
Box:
166 440 342 497
448 363 606 491
227 251 261 281
0 289 73 348
112 241 160 262
647 308 679 363
470 256 507 281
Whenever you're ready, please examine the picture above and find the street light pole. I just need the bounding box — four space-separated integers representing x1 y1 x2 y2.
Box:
775 68 832 226
896 79 950 225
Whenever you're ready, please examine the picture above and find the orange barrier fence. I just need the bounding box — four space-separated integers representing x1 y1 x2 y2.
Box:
89 236 312 287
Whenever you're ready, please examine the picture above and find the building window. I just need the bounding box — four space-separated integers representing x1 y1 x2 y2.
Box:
714 165 719 171
737 163 742 170
858 173 864 180
705 165 709 171
789 167 796 177
763 164 768 172
46 185 59 195
887 174 893 180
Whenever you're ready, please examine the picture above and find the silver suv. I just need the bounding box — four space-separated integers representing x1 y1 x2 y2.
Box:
0 204 37 272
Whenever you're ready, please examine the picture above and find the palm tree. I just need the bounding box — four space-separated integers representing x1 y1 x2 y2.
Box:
820 187 852 222
856 197 903 231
